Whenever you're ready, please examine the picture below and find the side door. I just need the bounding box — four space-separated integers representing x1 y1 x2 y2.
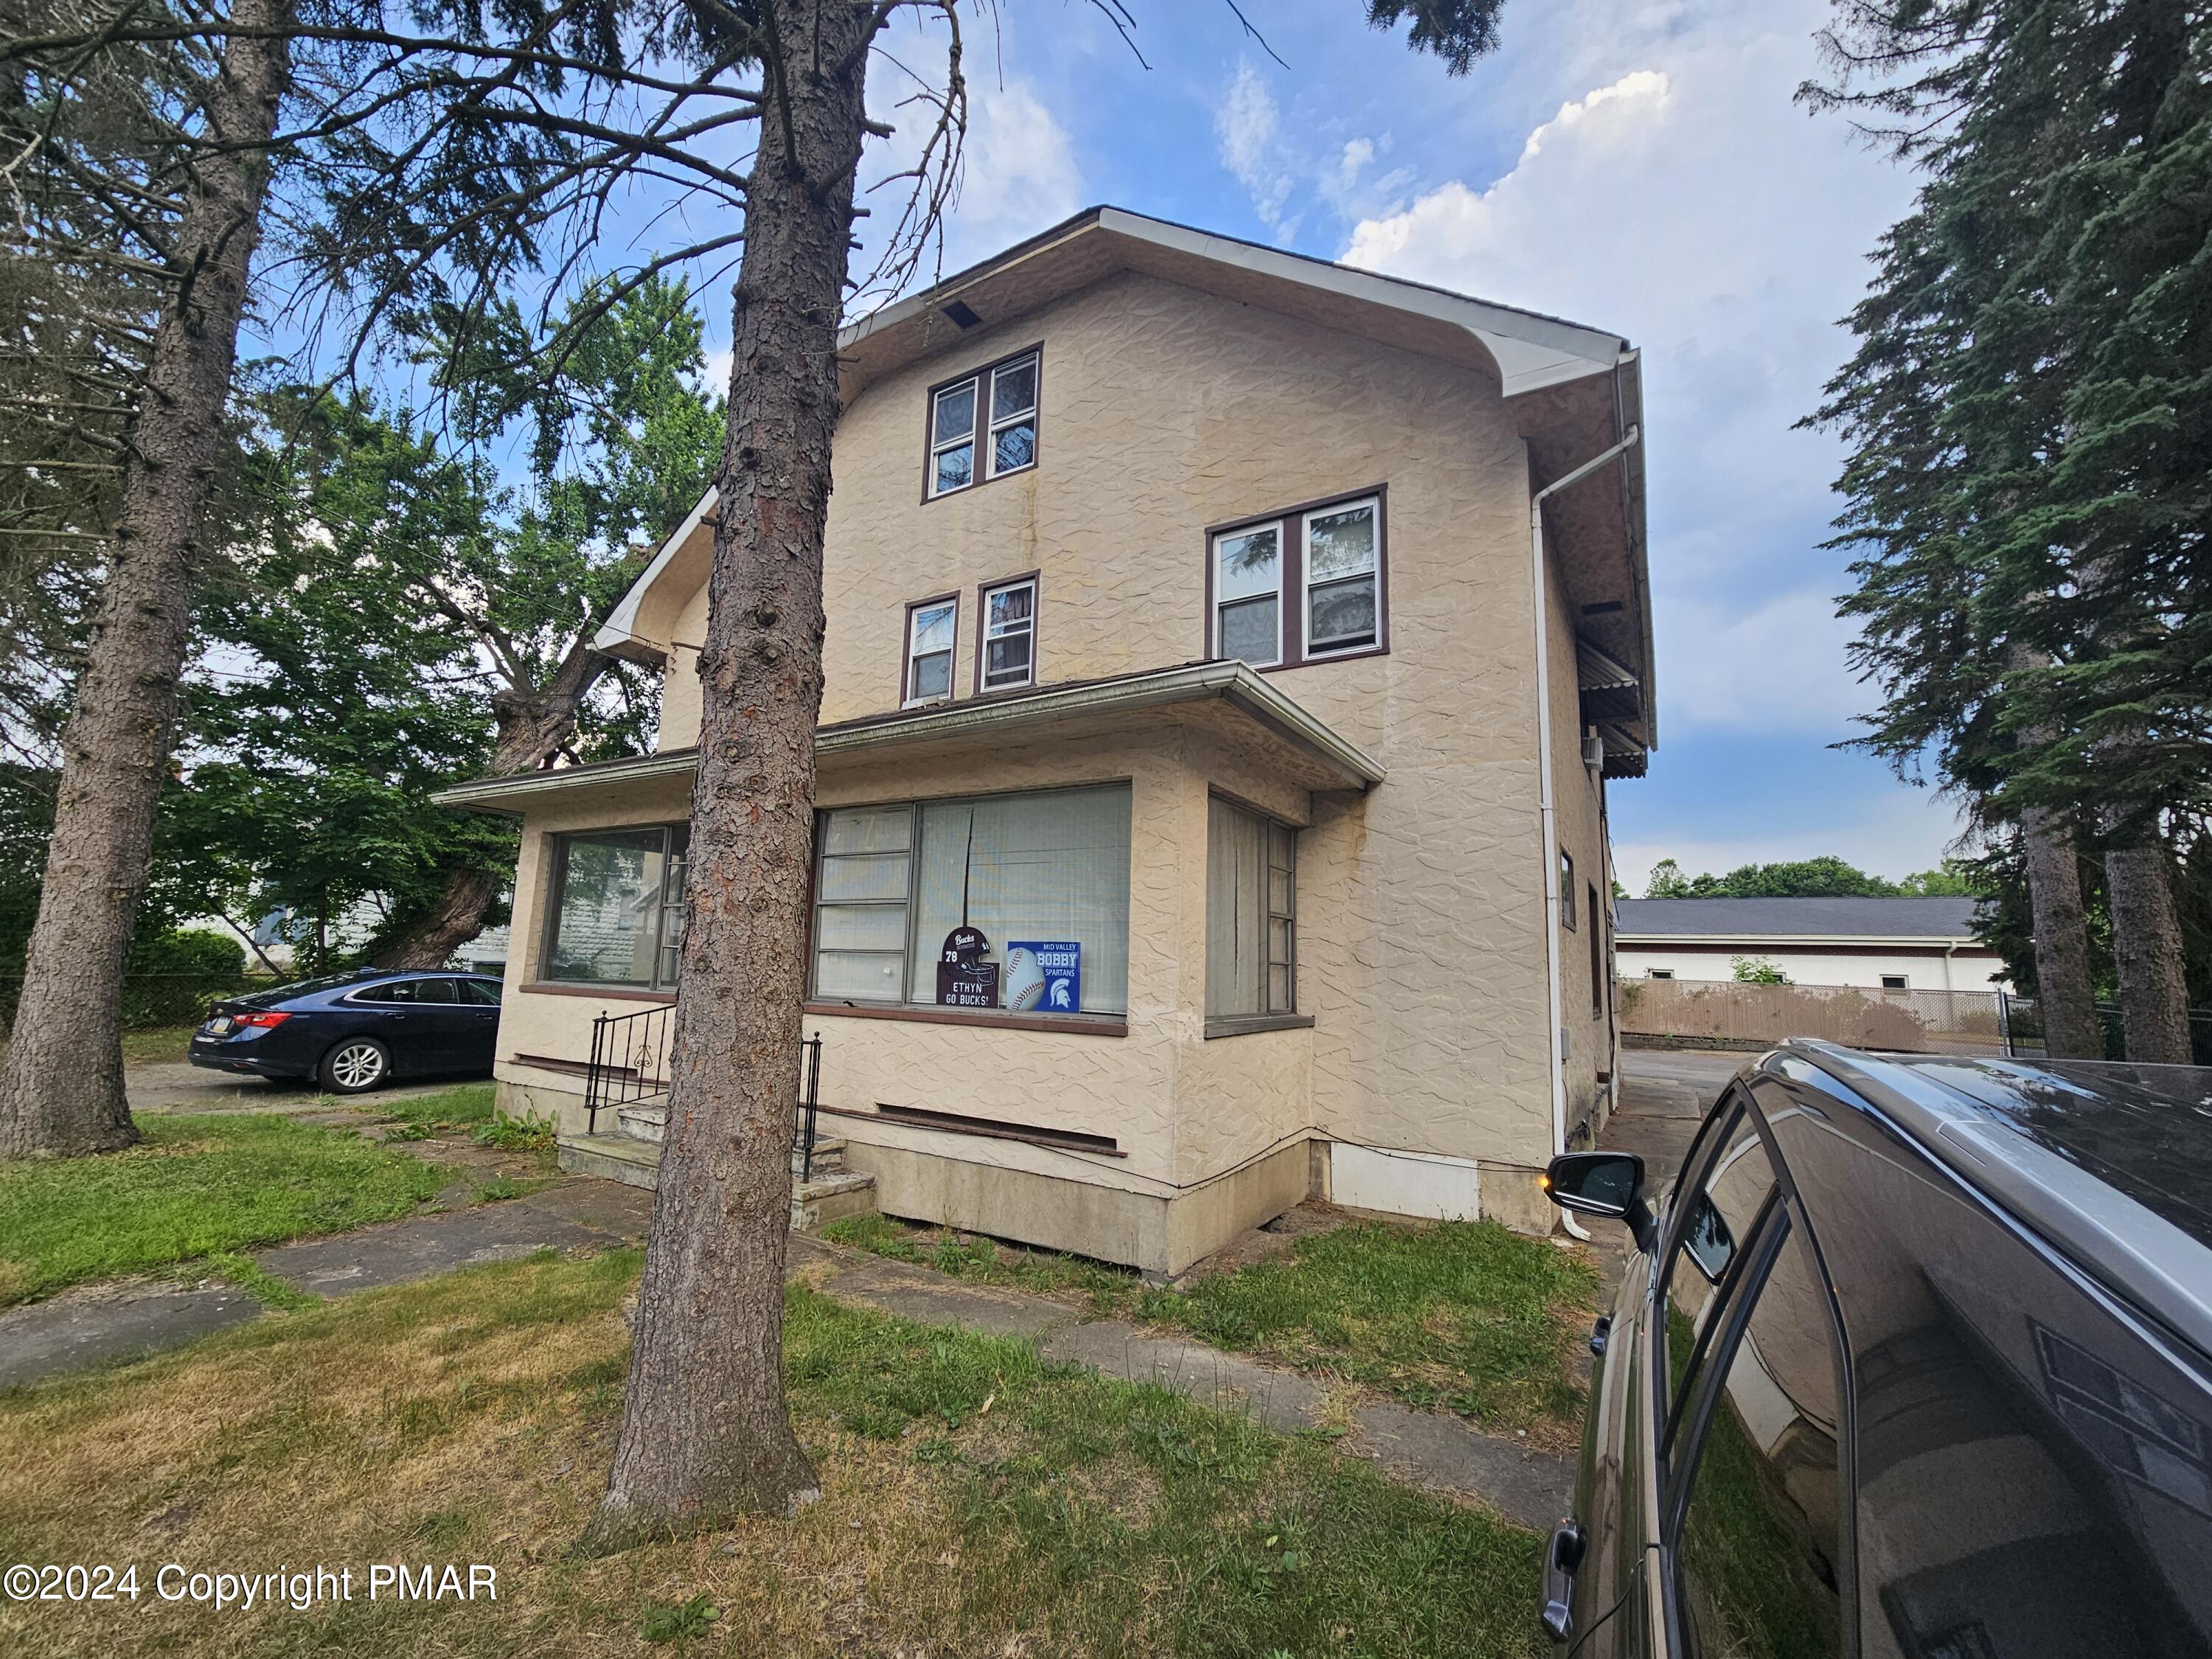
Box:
1659 1092 1850 1658
453 977 501 1071
399 977 476 1074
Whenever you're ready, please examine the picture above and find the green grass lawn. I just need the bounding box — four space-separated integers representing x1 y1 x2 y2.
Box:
0 1023 203 1069
0 1113 454 1305
0 1250 1548 1658
824 1211 1600 1447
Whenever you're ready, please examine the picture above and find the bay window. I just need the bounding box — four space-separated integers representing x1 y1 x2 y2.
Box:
811 785 1131 1018
1209 489 1386 669
1206 795 1297 1025
541 824 688 989
928 349 1040 498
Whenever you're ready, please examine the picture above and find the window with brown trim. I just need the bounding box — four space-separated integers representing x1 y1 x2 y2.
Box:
1206 488 1387 670
977 574 1037 692
1590 882 1604 1019
1561 850 1578 931
540 824 689 990
902 594 958 706
927 349 1039 498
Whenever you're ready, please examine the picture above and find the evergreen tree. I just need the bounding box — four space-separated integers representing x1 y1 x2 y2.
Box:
1807 0 2210 1060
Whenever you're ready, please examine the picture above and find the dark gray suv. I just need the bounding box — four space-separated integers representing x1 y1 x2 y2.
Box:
1542 1041 2212 1658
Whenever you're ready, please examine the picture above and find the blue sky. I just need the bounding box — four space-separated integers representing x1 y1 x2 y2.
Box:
367 0 1969 894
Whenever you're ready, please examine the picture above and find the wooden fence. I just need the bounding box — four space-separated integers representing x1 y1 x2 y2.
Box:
1617 977 2035 1057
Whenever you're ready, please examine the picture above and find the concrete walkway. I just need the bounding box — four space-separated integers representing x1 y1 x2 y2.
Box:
0 1175 1571 1528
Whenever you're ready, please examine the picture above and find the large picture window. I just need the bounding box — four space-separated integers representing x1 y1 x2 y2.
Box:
1206 795 1296 1023
1208 489 1386 670
927 349 1040 498
541 824 688 988
811 785 1131 1018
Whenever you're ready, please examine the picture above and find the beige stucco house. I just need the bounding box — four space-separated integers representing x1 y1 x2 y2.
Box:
437 207 1653 1277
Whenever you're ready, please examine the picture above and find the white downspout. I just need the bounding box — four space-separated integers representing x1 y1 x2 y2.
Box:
1530 425 1641 1165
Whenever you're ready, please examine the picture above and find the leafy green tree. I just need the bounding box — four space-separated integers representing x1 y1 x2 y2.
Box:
1732 957 1791 986
1639 855 1980 900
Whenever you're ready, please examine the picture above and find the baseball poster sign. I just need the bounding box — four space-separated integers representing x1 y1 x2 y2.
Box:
1005 941 1080 1013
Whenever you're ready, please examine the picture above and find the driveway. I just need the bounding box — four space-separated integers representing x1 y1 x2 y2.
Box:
128 1062 461 1116
1602 1046 1743 1184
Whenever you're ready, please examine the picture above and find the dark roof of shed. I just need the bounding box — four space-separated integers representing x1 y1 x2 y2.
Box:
1614 896 1985 940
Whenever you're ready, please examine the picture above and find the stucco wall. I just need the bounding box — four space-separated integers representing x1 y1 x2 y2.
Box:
603 267 1609 1197
1545 545 1616 1146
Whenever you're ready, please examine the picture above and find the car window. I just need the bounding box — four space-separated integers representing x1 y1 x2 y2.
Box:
355 980 418 1004
1663 1111 1781 1447
462 979 502 1006
412 978 459 1004
1672 1214 1846 1659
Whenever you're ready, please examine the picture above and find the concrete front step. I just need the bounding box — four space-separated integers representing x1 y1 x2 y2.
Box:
611 1106 846 1175
557 1133 874 1233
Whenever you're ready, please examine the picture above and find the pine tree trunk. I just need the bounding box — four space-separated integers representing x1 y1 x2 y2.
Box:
2017 805 2102 1058
2105 839 2192 1064
0 2 293 1160
582 0 869 1548
371 645 614 970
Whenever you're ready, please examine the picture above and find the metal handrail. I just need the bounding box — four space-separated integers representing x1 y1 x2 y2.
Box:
583 1012 829 1170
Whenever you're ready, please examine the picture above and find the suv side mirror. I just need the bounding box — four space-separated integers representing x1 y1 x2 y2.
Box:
1544 1152 1656 1250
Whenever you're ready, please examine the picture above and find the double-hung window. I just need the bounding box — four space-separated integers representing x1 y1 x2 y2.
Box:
1209 491 1385 669
541 824 689 990
904 596 958 705
978 577 1037 692
928 350 1040 498
1206 795 1297 1025
1301 498 1381 655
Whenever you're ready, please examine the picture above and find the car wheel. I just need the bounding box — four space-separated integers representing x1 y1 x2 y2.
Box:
319 1037 391 1094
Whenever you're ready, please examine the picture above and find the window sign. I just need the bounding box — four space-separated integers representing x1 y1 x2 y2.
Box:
934 925 1000 1009
1006 941 1080 1013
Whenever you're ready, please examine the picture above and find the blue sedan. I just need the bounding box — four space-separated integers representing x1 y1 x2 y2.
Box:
189 969 504 1093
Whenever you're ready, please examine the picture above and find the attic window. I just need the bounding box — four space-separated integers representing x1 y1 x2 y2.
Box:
928 348 1039 498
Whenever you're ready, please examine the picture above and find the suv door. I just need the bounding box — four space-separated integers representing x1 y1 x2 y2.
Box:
1571 1091 1784 1658
1666 1206 1848 1657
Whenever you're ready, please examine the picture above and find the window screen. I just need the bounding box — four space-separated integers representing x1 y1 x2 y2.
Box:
1206 796 1296 1018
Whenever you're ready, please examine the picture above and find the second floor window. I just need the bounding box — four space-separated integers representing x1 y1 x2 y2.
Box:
905 597 957 705
979 577 1037 691
928 349 1039 498
1209 490 1385 669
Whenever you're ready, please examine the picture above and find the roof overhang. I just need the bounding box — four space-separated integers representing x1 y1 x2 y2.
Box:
434 661 1384 815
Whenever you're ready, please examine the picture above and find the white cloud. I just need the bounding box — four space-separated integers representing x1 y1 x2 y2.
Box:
1217 62 1297 234
1659 588 1866 735
947 82 1083 257
1337 1 1917 742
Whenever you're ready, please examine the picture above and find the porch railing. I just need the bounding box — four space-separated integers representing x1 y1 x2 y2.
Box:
582 1006 829 1177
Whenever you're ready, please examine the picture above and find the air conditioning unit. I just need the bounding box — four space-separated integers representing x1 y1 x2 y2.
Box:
1582 730 1605 771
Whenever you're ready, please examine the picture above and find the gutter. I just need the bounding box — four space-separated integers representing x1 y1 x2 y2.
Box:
1530 421 1641 1159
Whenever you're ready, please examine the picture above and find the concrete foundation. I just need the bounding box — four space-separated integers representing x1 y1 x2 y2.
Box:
847 1135 1311 1281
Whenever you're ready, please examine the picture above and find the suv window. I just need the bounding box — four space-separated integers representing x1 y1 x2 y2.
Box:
1673 1214 1846 1658
1663 1107 1781 1448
